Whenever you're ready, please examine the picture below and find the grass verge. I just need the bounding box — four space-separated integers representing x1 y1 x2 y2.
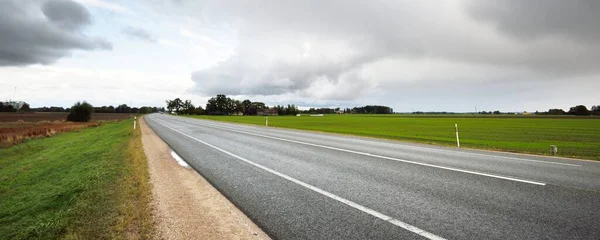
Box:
189 114 600 160
0 119 153 240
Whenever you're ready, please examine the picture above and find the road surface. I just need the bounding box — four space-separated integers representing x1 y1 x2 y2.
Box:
145 114 600 239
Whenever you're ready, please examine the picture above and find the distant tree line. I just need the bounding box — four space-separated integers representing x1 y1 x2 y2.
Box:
540 105 599 116
25 104 165 114
272 105 300 115
412 111 459 114
275 105 393 115
345 105 394 114
30 106 69 112
165 94 393 116
65 101 164 122
477 111 503 115
409 105 600 116
0 102 17 112
205 95 242 115
166 98 204 115
0 101 29 112
165 95 275 116
302 108 338 114
94 104 165 114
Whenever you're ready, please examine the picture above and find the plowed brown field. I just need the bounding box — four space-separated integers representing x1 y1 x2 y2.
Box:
0 112 134 147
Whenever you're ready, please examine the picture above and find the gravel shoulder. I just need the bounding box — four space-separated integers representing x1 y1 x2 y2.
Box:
140 117 271 240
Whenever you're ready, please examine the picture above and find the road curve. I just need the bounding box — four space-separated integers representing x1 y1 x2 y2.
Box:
145 114 600 240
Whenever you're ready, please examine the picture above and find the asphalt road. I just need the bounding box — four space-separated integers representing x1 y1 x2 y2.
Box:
145 114 600 240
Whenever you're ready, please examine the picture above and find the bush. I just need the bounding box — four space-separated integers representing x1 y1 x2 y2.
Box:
568 105 591 116
67 101 94 122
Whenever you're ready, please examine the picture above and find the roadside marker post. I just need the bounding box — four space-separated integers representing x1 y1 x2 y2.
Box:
266 116 269 127
134 116 137 130
455 124 460 148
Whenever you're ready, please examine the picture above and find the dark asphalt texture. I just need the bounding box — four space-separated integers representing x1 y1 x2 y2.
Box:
145 114 600 240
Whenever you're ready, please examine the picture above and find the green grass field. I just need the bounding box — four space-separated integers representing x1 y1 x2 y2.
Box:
190 114 600 160
0 120 153 240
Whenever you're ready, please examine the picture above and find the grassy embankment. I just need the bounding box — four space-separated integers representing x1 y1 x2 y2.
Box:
0 119 153 240
190 114 600 160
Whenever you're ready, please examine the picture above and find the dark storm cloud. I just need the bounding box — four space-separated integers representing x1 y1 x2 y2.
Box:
122 26 157 43
466 0 600 43
0 0 112 66
42 0 91 30
462 0 600 76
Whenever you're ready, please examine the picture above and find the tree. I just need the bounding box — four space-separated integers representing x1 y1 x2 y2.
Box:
206 94 239 115
242 99 253 115
0 102 15 112
94 105 115 113
115 104 131 113
173 98 183 114
139 106 153 114
252 102 266 110
67 101 93 122
568 105 591 116
547 109 566 115
205 97 219 115
194 106 205 115
285 104 298 115
234 100 244 114
165 98 184 114
592 105 600 115
165 100 174 113
182 100 195 115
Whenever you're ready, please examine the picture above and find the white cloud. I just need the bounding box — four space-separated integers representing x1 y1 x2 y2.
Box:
0 65 196 107
157 38 182 47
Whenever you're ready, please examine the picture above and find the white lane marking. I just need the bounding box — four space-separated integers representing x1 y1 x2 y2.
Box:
170 150 191 168
156 120 446 240
181 119 547 186
195 119 580 167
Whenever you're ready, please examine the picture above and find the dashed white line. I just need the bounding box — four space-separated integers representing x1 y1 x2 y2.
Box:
155 119 446 240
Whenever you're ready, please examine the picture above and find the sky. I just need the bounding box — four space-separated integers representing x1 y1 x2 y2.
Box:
0 0 598 112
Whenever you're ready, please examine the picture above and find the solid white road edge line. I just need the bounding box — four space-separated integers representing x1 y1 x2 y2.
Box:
178 119 547 186
195 119 580 167
156 120 446 240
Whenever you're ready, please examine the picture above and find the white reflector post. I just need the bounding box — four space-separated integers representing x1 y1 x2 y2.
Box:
455 123 460 148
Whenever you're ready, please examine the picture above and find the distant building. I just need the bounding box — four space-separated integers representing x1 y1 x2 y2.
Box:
335 110 344 114
514 111 535 115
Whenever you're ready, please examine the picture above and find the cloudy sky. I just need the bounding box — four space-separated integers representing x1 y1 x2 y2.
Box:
0 0 598 112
